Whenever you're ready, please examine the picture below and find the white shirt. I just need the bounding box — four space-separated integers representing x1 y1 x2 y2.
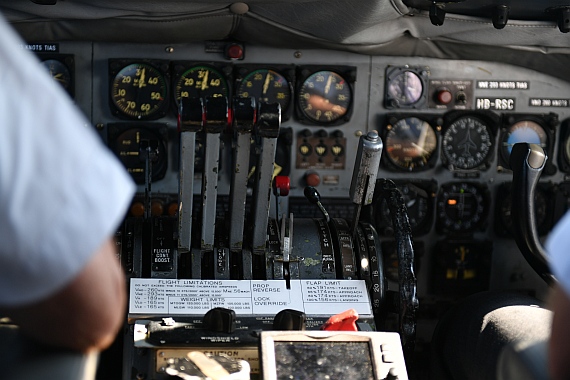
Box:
0 15 135 306
547 211 570 294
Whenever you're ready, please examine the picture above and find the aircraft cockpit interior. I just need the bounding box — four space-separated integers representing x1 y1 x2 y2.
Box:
2 0 570 379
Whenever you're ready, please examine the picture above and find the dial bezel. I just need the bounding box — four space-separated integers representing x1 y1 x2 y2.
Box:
498 113 557 174
384 66 429 109
235 65 294 121
109 59 170 120
172 62 231 109
383 114 440 172
436 181 490 234
295 65 355 126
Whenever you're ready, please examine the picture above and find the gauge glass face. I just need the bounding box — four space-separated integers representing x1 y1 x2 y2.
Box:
112 128 167 184
174 66 228 106
499 186 548 236
237 69 291 112
442 116 493 170
385 117 437 171
298 70 351 123
387 71 423 106
41 59 71 91
501 120 548 161
437 182 487 232
379 182 430 233
111 63 167 119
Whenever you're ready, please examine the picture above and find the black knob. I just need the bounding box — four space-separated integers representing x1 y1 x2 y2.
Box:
178 97 204 132
203 307 236 333
304 186 321 204
492 5 509 29
429 3 445 26
204 96 229 133
273 309 306 330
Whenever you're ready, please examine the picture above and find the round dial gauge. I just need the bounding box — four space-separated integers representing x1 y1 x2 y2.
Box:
564 135 570 164
437 182 488 232
237 69 292 113
498 185 549 236
501 120 548 163
378 182 431 235
112 127 168 184
111 63 168 119
387 71 423 106
298 70 352 123
174 65 228 106
385 117 437 171
41 59 71 91
442 116 493 170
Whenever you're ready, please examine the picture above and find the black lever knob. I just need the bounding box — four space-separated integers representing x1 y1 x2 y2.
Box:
304 186 321 204
304 186 330 222
273 309 306 330
203 307 236 334
178 97 204 132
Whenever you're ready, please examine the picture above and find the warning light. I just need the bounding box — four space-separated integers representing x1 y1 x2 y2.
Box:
448 199 458 205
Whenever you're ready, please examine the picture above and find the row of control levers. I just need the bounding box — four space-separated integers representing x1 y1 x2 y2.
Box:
117 97 413 380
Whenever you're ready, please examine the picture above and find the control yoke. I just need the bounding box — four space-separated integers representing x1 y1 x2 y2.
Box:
509 143 555 285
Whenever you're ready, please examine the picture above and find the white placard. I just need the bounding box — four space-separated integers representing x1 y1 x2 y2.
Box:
129 279 372 316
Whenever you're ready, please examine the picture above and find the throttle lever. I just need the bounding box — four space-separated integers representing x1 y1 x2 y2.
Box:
251 102 281 255
177 97 204 252
509 143 555 285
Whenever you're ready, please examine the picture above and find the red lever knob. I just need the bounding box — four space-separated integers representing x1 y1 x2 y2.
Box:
274 176 290 196
321 308 359 331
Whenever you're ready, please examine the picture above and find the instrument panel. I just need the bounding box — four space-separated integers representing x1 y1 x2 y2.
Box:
36 41 570 313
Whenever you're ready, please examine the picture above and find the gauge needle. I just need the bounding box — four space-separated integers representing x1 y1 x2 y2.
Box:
138 68 146 88
324 74 332 95
263 72 271 95
417 123 428 152
201 70 209 91
411 142 429 155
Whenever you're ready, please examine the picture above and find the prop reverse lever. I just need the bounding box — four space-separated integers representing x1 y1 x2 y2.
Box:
350 131 383 238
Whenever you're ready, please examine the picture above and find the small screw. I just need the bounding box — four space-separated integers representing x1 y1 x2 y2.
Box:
165 46 174 53
294 51 302 59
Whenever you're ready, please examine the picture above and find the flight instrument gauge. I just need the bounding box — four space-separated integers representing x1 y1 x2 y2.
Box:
495 182 551 237
375 180 436 236
174 65 229 107
108 124 168 184
41 58 73 95
384 66 428 109
297 70 352 124
558 121 570 173
237 69 292 115
436 182 489 233
500 120 548 166
384 116 438 171
442 115 494 170
110 61 169 120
